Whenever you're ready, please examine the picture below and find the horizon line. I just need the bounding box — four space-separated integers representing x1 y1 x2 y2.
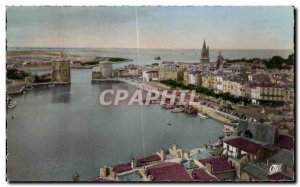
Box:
7 46 294 51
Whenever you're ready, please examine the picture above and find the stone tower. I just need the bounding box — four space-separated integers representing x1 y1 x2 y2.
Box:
52 52 71 83
100 61 113 78
216 51 224 69
200 39 209 63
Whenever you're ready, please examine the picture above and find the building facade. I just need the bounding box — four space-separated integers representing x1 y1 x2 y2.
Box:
143 70 159 82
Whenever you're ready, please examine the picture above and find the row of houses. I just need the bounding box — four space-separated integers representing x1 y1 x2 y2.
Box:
200 73 294 103
90 123 294 182
114 61 294 104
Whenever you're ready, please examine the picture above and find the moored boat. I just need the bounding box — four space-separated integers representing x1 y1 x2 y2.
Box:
171 107 184 113
8 103 16 109
162 104 173 109
197 112 209 119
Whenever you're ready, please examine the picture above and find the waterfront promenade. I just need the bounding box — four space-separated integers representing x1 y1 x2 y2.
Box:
91 77 244 126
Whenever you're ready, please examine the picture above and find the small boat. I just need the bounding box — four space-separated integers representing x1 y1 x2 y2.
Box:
165 105 173 109
167 121 172 126
154 56 161 60
9 100 16 105
162 105 173 110
8 103 16 109
48 84 55 88
172 107 184 113
198 112 209 119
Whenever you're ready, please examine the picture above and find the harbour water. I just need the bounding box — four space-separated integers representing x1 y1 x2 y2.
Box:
7 69 224 181
7 48 293 181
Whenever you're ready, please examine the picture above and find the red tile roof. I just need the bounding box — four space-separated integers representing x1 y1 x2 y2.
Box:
199 157 234 172
267 172 292 181
277 135 294 150
145 70 158 73
146 162 193 181
113 163 131 173
137 154 161 167
224 137 261 154
192 168 218 181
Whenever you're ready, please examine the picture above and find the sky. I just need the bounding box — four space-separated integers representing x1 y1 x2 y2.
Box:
6 6 294 49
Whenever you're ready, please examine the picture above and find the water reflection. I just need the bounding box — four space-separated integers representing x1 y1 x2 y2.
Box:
51 85 71 104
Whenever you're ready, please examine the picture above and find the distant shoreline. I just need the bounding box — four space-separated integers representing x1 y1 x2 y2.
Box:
7 47 293 51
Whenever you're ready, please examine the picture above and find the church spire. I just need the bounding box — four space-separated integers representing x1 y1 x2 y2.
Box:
202 39 206 50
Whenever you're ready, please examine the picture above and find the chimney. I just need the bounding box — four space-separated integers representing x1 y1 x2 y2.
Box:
185 152 190 160
99 167 106 178
131 158 137 169
148 175 154 181
179 150 184 159
160 149 166 161
206 162 213 174
173 144 177 150
109 167 116 179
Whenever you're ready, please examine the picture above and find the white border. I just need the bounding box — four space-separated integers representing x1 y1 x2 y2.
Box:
1 1 298 187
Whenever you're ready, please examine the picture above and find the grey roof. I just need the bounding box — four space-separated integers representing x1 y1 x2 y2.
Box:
241 163 268 180
117 170 144 181
237 120 249 133
271 149 294 168
237 121 277 145
190 150 213 160
249 122 277 145
182 160 198 170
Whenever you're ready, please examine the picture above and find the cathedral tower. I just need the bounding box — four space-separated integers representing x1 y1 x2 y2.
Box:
200 39 209 63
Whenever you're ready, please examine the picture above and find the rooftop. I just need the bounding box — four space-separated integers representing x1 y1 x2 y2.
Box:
113 163 132 174
190 150 213 160
181 160 198 170
145 70 158 73
224 137 261 154
199 157 234 172
241 163 268 180
117 170 144 181
146 162 193 181
192 168 218 181
277 135 294 150
137 154 161 167
271 149 294 168
267 172 293 181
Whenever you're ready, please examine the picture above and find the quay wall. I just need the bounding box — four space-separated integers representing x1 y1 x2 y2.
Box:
7 82 70 96
91 78 121 83
90 78 239 126
193 103 237 126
